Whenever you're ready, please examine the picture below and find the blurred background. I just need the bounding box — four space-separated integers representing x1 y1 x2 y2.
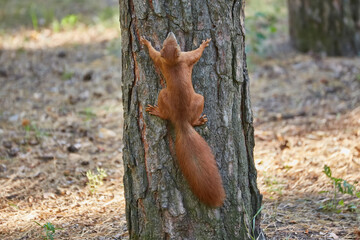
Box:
0 0 359 239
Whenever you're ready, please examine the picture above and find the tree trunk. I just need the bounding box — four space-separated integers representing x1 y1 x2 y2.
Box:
119 0 263 239
288 0 360 56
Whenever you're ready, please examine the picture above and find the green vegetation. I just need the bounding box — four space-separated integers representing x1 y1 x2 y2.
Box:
251 205 263 239
8 202 19 210
86 167 107 193
52 14 79 32
61 71 74 81
245 0 287 66
263 174 284 196
243 203 264 240
60 14 79 29
34 221 62 240
320 165 360 212
245 0 287 19
79 107 97 122
30 5 39 31
245 11 278 55
97 7 119 27
23 122 49 140
0 0 118 31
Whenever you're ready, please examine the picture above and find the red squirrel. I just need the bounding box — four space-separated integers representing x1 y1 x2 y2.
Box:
140 32 225 207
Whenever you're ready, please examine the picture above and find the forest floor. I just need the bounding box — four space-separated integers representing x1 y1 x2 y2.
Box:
252 54 360 239
0 1 360 239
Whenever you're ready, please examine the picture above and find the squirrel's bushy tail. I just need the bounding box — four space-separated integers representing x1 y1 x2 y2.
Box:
174 121 225 207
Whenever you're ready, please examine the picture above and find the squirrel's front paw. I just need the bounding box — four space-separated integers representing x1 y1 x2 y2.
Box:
140 36 150 46
201 38 211 47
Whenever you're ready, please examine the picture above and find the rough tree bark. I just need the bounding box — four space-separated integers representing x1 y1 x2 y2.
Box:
119 0 263 239
288 0 360 56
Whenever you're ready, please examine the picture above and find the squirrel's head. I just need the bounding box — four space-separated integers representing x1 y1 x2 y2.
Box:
161 32 181 64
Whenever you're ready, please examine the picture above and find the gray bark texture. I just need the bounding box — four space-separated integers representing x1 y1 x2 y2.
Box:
119 0 263 239
288 0 360 56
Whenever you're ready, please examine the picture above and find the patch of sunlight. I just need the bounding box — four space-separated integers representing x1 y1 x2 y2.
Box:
0 25 120 50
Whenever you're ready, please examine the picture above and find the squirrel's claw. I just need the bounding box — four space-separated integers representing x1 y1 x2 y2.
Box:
140 36 149 45
201 38 211 47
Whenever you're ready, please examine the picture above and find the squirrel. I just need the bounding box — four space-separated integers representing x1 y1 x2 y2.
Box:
140 32 225 207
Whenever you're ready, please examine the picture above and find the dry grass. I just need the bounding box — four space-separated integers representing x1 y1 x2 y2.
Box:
251 54 360 239
0 25 127 239
256 108 360 239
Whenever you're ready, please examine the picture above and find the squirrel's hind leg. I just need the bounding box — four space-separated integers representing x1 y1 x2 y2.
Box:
193 115 208 126
146 89 170 120
190 94 207 126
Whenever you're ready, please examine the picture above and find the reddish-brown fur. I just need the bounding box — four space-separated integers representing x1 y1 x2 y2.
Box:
140 32 225 207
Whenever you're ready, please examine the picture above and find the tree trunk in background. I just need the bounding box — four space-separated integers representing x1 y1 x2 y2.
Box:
119 0 263 239
288 0 360 56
